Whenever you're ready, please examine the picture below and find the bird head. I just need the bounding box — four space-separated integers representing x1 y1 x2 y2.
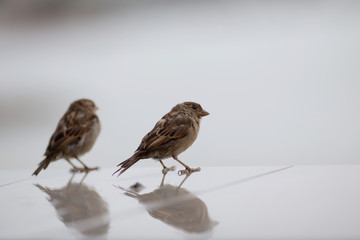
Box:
70 99 98 113
183 102 209 118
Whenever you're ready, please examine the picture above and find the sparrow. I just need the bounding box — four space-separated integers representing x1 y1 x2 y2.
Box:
32 99 101 176
113 101 209 176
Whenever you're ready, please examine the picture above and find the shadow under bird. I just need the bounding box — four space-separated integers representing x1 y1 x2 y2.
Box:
32 99 101 176
35 173 109 237
113 102 209 176
116 172 218 234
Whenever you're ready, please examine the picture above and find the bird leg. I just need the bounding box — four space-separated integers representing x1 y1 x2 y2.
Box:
159 160 176 174
71 157 99 173
172 156 201 176
66 158 83 173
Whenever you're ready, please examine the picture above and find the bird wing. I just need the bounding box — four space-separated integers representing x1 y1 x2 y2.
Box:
137 113 192 152
45 111 96 156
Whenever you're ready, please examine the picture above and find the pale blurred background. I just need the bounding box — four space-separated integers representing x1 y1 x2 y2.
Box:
0 1 359 170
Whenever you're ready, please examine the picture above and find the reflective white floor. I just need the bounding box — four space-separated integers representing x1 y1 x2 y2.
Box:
1 165 359 239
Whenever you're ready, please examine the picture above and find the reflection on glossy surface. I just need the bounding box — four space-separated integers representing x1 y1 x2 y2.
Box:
35 173 109 238
117 173 218 234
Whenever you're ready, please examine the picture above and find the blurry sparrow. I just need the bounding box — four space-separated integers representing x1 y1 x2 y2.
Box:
32 99 101 176
114 102 209 176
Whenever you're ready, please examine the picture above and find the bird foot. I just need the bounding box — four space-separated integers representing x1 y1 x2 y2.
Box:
162 166 176 174
177 167 201 176
70 166 99 173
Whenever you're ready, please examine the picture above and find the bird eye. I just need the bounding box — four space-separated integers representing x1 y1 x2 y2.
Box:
192 106 197 110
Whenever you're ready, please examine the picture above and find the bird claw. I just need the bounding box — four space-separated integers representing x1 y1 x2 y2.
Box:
162 166 176 174
70 168 81 173
70 167 99 173
177 167 201 176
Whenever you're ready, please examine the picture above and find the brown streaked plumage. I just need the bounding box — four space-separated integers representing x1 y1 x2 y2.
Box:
114 102 209 176
32 99 101 176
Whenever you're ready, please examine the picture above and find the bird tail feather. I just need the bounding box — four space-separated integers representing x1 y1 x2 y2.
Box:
32 157 52 176
113 153 142 176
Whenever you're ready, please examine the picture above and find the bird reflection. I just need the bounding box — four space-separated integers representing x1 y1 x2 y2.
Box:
117 173 218 234
35 173 109 238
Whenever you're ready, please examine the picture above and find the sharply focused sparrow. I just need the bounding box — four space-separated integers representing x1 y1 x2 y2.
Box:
113 102 209 176
32 99 101 176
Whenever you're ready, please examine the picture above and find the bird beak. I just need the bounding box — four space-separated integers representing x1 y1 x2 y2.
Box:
199 110 209 117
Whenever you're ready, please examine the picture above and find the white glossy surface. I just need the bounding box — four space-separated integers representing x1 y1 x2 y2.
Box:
1 166 359 239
